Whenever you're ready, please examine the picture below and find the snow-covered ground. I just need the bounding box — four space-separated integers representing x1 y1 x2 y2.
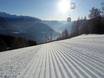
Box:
0 35 104 78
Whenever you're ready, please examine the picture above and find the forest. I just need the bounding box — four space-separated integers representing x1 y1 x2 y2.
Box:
57 3 104 40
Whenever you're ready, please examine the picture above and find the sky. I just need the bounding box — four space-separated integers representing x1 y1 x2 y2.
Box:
0 0 103 21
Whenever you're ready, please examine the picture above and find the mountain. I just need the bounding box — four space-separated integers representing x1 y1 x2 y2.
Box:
43 21 73 33
0 12 59 44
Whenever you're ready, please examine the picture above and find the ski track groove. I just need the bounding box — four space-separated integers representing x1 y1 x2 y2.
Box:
58 43 104 76
59 42 104 65
0 35 104 78
54 46 73 78
54 44 93 78
51 45 62 78
18 46 42 78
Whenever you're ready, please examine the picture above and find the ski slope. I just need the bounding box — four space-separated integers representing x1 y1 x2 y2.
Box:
0 35 104 78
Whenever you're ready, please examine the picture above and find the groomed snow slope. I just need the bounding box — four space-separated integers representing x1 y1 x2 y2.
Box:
0 35 104 78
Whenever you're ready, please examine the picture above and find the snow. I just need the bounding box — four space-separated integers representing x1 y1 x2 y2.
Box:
0 35 104 78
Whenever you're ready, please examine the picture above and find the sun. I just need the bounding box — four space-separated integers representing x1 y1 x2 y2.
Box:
58 0 71 14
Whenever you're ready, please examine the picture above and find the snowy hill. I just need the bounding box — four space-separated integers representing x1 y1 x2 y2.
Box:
0 35 104 78
0 12 59 43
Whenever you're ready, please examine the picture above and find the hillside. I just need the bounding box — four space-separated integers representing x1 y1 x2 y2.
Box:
0 34 36 52
0 12 59 44
43 21 72 33
0 35 104 78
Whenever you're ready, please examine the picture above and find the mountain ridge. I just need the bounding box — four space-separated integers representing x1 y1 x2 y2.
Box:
0 12 59 44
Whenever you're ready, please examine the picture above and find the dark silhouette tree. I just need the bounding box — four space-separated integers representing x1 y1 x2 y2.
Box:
62 29 69 39
89 7 101 19
88 7 104 34
67 17 71 22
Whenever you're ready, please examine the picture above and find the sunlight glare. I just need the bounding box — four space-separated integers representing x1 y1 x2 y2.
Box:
58 0 71 14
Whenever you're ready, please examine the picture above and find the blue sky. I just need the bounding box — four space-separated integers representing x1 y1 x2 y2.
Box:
0 0 103 20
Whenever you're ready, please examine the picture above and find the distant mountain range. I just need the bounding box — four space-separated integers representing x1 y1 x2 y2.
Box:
43 21 73 33
0 12 59 44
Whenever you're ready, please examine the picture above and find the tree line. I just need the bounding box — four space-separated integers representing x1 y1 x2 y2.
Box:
57 2 104 40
